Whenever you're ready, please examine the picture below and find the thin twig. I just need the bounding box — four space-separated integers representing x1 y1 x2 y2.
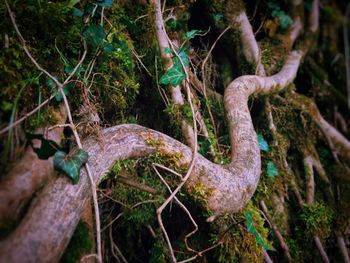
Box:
152 165 198 254
152 1 198 261
201 26 230 153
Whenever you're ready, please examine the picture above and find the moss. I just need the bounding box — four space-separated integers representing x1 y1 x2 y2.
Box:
61 221 93 263
212 203 270 263
189 181 215 207
299 202 333 239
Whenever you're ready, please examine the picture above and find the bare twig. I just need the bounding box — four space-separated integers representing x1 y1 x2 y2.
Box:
260 200 292 262
201 26 231 154
153 165 199 259
337 234 350 263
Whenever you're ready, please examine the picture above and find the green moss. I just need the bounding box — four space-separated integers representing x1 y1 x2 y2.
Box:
189 181 215 206
212 203 270 263
61 221 93 263
299 202 333 239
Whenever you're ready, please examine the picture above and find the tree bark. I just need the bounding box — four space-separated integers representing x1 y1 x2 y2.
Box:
0 105 67 227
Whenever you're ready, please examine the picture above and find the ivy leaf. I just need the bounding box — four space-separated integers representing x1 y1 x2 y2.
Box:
83 24 106 48
64 64 84 77
95 0 113 7
159 63 186 86
26 133 61 160
182 29 205 41
176 48 189 67
164 47 172 55
102 41 114 53
47 79 72 102
278 14 293 29
72 8 84 17
245 211 275 251
68 0 81 8
267 161 278 178
257 134 269 152
166 18 179 30
211 13 224 22
48 79 72 102
53 149 89 184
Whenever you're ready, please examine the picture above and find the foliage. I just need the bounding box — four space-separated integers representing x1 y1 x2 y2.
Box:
245 210 274 250
53 149 88 184
267 1 293 29
266 161 278 178
257 134 269 152
159 61 186 86
214 203 271 262
159 49 189 86
299 202 333 238
26 133 62 160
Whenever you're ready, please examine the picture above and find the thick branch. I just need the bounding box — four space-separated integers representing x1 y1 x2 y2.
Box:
0 105 67 226
0 124 261 262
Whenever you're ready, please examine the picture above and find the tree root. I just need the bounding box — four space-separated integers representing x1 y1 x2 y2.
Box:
0 104 67 227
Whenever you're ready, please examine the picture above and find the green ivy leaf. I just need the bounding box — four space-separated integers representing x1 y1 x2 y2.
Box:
166 18 178 30
182 29 205 41
48 78 73 102
176 48 189 67
267 161 278 178
26 133 61 160
257 134 269 152
245 211 275 251
68 0 81 8
83 25 106 48
96 0 113 7
159 63 186 86
53 149 89 184
211 13 224 22
164 47 172 55
278 14 293 29
72 8 84 17
47 79 72 102
102 41 114 53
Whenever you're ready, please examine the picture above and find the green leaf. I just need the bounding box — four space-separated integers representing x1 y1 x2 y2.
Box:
103 41 115 53
53 149 89 184
267 161 278 178
96 0 113 7
166 18 178 30
64 64 84 77
278 14 293 29
267 2 280 10
245 211 275 251
72 7 84 17
159 63 186 86
176 48 189 67
26 133 61 160
68 0 81 8
211 13 224 22
48 78 66 102
183 29 205 41
164 47 172 55
257 134 269 152
48 78 73 102
83 25 106 47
